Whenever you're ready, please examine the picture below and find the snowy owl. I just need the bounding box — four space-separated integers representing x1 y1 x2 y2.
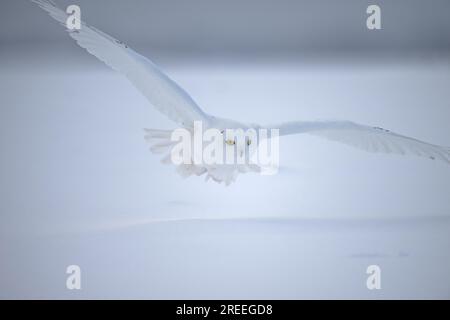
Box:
31 0 450 185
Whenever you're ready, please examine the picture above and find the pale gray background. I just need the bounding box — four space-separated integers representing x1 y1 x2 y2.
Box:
1 0 450 299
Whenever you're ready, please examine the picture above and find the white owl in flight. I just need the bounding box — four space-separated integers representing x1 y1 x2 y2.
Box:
31 0 449 185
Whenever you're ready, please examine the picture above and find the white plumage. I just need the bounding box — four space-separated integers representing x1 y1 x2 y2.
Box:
31 0 450 185
273 120 450 163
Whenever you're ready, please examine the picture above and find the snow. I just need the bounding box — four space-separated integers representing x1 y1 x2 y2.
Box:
1 53 450 298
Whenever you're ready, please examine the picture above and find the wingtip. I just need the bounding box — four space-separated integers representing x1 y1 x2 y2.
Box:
30 0 57 8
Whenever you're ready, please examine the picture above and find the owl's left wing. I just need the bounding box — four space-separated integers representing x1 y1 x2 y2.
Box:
267 120 450 163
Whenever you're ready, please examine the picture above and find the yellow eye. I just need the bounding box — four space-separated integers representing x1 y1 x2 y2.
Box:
225 139 235 145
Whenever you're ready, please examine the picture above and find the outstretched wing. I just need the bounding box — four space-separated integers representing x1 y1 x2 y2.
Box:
270 120 450 164
31 0 209 127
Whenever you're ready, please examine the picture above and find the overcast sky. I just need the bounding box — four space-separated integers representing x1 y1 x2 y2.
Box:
1 0 450 54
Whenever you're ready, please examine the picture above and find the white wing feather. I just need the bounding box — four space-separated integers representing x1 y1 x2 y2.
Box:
272 120 450 164
31 0 209 127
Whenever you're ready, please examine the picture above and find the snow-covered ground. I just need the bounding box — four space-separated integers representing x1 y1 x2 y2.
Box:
1 54 450 298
